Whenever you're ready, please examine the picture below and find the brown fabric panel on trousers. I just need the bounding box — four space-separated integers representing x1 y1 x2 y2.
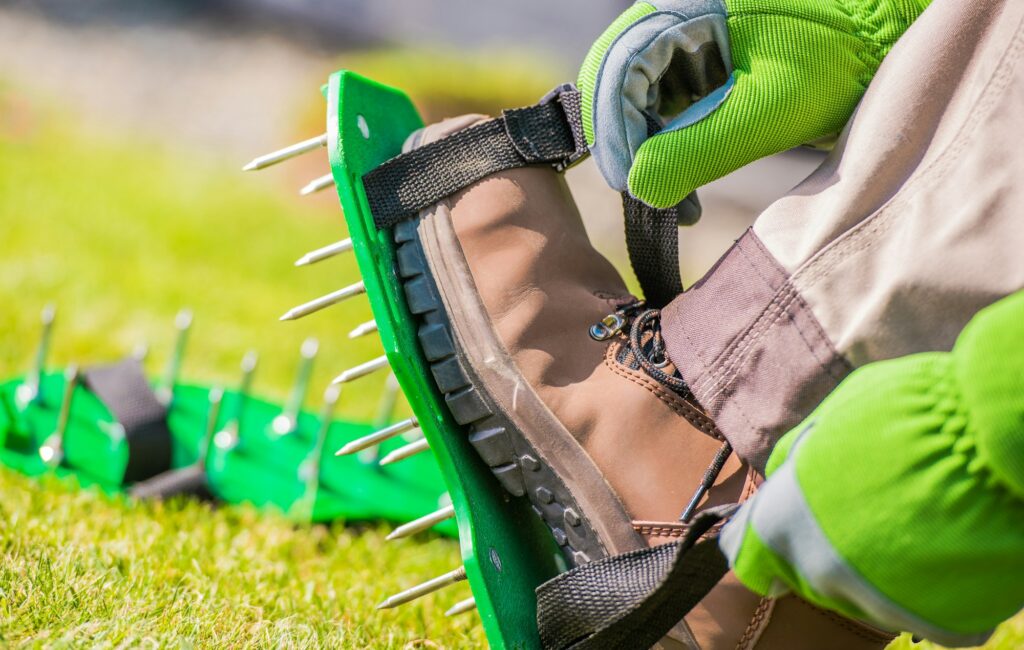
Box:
661 230 851 471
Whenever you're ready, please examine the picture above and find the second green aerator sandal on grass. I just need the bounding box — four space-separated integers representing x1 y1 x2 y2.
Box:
0 304 453 534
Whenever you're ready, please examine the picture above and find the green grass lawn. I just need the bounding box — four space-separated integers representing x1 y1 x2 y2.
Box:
0 83 1020 648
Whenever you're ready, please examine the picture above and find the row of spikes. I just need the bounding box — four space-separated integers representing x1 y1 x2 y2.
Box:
12 304 428 483
245 133 475 617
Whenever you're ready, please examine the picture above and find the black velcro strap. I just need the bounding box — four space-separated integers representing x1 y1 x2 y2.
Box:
536 505 736 650
363 86 587 230
83 359 173 483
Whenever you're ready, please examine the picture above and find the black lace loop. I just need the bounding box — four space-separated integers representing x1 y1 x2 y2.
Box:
628 309 691 397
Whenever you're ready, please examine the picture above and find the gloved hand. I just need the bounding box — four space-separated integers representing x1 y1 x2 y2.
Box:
578 0 931 209
719 291 1024 648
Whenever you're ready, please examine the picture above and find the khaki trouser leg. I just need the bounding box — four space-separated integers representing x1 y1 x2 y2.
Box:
662 0 1024 470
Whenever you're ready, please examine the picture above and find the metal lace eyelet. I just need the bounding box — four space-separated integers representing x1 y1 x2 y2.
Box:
588 313 626 341
650 355 671 369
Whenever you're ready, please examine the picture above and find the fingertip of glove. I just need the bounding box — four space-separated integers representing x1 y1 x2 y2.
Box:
627 145 698 209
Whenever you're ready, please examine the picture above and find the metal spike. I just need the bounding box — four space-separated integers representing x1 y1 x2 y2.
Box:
348 319 379 340
198 386 224 466
330 354 389 385
272 337 319 435
444 597 477 617
242 133 327 171
39 363 79 466
294 238 353 267
157 308 193 405
299 173 334 196
16 303 56 408
132 342 149 363
279 281 366 321
214 351 258 450
300 384 342 485
386 504 455 540
376 566 467 610
378 437 429 466
335 416 418 456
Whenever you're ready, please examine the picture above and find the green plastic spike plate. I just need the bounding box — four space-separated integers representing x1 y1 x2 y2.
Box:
326 70 560 649
0 371 454 535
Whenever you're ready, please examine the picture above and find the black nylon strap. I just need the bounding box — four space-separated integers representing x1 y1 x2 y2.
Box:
363 82 690 307
622 194 688 309
363 86 587 230
536 505 737 650
83 359 173 483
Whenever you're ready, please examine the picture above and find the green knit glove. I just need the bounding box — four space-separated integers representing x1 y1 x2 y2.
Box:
578 0 930 209
718 291 1024 648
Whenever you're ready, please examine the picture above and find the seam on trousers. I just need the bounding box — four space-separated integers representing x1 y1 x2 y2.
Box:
687 234 786 394
792 10 1024 293
679 233 774 389
689 240 798 397
701 281 849 407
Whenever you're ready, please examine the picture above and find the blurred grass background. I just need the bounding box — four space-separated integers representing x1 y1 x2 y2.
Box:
0 5 1020 648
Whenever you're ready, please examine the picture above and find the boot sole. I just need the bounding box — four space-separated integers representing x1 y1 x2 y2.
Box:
392 202 646 568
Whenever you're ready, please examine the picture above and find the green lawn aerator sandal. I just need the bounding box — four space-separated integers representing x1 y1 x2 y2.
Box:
0 305 176 490
0 306 453 536
242 70 818 649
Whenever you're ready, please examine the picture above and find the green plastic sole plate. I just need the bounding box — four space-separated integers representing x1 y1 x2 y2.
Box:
326 70 559 649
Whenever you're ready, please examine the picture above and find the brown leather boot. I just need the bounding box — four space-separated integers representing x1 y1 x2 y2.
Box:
397 115 894 650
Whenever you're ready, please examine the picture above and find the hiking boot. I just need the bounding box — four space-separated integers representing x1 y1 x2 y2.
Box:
395 114 895 650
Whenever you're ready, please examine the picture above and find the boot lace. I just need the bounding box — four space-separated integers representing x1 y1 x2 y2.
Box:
627 308 691 398
591 303 734 523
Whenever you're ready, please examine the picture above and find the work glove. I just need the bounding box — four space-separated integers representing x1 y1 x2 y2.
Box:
718 291 1024 647
578 0 931 209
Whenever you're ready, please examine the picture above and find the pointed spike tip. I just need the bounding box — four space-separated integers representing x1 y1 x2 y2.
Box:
375 566 467 610
294 238 353 267
335 416 418 456
444 597 477 617
175 308 193 330
378 437 430 466
241 350 259 372
280 281 366 321
348 319 379 340
301 337 320 358
323 384 342 404
299 173 334 196
330 354 389 385
242 133 327 171
385 504 455 541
